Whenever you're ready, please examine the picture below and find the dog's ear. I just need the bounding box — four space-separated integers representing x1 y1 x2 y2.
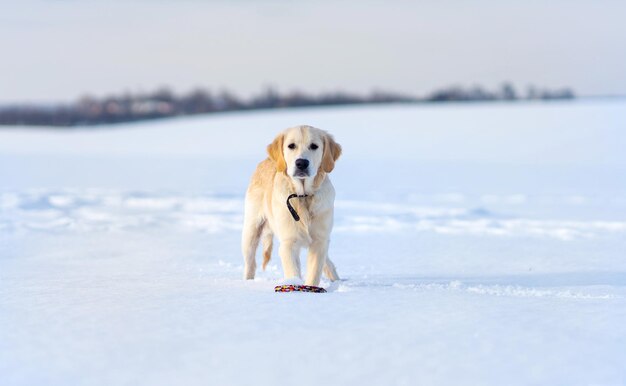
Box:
322 133 342 173
267 133 287 172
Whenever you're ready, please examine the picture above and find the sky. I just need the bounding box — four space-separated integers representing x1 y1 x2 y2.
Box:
1 0 625 104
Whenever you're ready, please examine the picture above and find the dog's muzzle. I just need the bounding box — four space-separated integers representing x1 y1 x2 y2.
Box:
294 158 309 177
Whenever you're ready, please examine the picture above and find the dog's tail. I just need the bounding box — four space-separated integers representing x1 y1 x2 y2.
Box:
261 226 273 270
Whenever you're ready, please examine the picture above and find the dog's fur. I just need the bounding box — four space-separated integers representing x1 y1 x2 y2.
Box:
242 125 342 286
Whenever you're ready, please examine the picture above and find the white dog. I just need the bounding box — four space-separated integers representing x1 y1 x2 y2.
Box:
242 125 342 286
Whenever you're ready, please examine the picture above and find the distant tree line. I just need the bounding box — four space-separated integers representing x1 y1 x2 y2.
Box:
425 83 575 102
0 83 574 127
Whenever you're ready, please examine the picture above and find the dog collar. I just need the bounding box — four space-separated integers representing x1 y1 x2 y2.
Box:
286 193 310 221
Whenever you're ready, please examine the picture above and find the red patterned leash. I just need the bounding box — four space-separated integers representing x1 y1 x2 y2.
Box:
274 284 327 293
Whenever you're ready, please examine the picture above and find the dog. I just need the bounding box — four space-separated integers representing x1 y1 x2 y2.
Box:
242 125 342 286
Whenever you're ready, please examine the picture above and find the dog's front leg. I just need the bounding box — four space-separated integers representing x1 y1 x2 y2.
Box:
278 239 302 280
305 239 329 286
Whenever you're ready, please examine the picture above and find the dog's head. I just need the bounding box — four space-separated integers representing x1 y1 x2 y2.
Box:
268 125 342 180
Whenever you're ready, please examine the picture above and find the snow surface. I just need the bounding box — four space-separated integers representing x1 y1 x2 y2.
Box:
1 100 626 386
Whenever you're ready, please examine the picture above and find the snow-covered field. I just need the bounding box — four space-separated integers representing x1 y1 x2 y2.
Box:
1 100 626 385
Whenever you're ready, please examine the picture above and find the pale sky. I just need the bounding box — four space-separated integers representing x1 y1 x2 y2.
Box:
2 0 625 104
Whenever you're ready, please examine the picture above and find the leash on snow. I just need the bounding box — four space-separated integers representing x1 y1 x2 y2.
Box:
274 284 327 293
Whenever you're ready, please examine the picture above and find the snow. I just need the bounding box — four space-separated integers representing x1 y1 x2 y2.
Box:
1 100 626 385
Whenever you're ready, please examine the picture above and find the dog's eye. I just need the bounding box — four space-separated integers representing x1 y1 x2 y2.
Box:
310 143 319 150
288 143 296 150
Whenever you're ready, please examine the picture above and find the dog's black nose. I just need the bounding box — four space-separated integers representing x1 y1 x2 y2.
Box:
295 158 309 170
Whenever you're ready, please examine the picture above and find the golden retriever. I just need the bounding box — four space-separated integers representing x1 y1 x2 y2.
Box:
242 125 342 286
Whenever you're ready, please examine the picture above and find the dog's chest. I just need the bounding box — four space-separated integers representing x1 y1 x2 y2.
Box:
291 195 315 219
